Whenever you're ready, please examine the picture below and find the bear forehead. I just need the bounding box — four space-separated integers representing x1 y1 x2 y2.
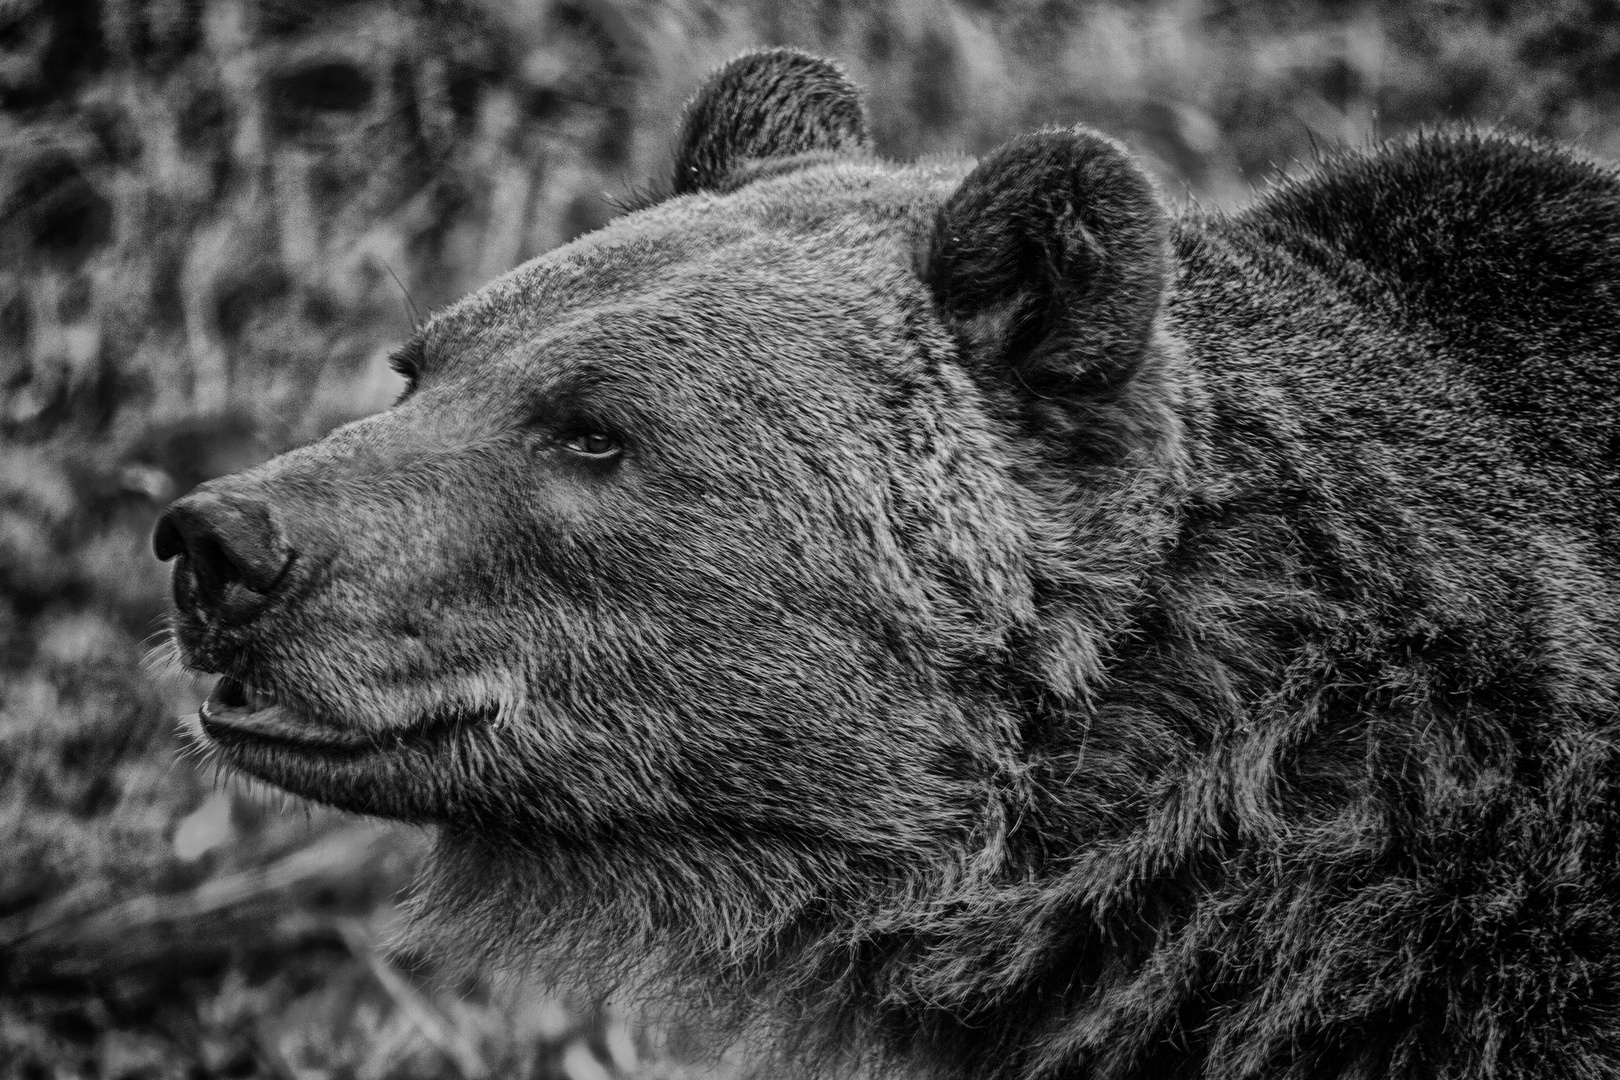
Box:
418 158 969 364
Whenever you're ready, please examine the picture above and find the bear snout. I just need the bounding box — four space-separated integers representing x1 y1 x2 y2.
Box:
154 483 295 626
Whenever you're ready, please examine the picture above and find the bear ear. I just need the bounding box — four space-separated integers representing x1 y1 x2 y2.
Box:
672 49 870 196
923 129 1170 451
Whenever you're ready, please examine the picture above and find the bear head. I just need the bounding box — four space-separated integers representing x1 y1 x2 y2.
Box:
155 47 1188 1031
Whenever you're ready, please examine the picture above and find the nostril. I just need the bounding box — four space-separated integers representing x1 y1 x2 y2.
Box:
153 488 295 617
153 515 186 563
190 534 243 595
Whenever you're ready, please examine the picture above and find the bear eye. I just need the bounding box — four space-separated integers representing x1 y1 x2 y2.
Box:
562 431 620 457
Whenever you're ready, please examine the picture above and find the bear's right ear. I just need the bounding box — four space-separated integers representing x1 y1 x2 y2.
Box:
923 130 1170 459
671 49 870 196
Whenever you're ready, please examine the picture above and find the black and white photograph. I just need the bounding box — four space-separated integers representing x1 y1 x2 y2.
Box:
3 1 1619 1077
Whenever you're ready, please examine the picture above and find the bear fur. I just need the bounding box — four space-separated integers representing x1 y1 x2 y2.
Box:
156 49 1620 1079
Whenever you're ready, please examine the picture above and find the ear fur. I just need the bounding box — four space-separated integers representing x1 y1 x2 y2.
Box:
925 130 1170 454
672 49 870 196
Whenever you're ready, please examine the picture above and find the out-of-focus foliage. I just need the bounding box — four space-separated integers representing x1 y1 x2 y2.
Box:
3 0 1618 1076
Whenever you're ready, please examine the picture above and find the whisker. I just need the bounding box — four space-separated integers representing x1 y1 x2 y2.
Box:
380 258 423 329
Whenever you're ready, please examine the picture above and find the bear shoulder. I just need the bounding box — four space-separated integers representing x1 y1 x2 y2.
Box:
1193 129 1620 484
1237 129 1620 346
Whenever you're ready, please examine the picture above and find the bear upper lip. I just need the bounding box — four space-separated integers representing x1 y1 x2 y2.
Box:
213 675 275 712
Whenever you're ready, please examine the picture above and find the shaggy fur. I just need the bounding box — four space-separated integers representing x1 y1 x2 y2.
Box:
157 49 1620 1079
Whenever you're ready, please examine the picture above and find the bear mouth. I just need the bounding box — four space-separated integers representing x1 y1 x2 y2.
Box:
194 675 486 820
199 676 381 754
199 675 478 762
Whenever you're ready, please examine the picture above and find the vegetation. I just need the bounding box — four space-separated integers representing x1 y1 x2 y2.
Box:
3 0 1618 1075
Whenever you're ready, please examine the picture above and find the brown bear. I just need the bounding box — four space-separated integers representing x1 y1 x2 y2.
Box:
155 49 1620 1080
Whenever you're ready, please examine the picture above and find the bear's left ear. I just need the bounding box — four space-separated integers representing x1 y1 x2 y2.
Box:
672 49 870 196
924 130 1170 453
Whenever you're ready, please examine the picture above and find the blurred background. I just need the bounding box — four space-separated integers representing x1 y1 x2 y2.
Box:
2 0 1618 1076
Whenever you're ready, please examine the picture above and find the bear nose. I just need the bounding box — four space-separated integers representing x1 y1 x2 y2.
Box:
154 487 294 620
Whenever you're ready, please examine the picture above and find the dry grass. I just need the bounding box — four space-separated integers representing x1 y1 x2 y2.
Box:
3 0 1618 1075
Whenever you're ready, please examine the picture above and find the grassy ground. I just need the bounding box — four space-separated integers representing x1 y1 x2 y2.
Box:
3 0 1619 1076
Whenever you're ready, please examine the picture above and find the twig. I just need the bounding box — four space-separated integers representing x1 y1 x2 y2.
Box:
338 918 490 1080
